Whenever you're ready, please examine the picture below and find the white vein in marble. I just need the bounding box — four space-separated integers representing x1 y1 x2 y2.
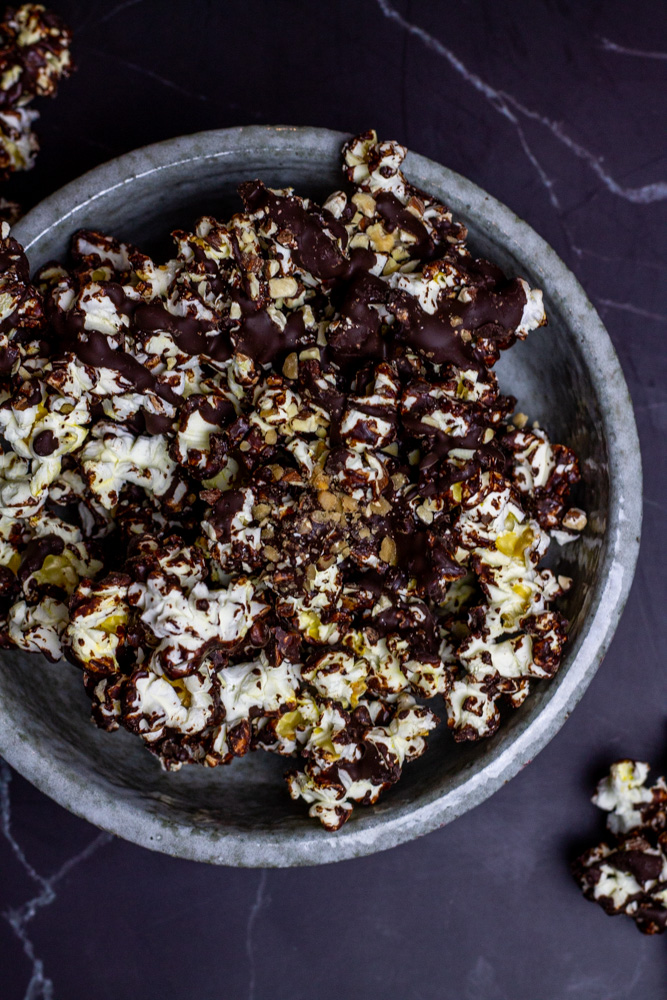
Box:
245 869 269 1000
376 0 667 204
597 299 667 324
1 761 112 1000
599 36 667 61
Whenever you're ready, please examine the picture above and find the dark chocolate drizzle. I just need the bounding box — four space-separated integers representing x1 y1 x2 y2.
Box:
32 429 58 456
606 850 664 886
18 535 64 585
207 489 246 542
239 180 348 281
133 301 231 363
230 289 310 365
375 192 432 259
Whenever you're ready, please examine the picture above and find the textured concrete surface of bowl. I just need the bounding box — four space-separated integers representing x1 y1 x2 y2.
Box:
0 126 642 866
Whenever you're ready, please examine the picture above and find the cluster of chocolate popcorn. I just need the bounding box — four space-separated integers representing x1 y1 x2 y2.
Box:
574 761 667 934
0 3 72 220
0 130 586 829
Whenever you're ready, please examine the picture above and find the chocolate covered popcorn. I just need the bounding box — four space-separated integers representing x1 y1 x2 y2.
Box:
0 4 73 180
0 131 586 829
574 761 667 934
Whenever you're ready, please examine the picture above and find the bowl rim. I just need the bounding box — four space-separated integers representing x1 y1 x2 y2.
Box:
2 124 642 866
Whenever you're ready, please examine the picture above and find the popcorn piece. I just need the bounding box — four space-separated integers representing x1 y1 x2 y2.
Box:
0 101 36 175
286 695 438 829
201 486 262 573
339 362 399 451
573 761 667 934
17 511 102 599
7 594 67 660
302 647 368 708
502 425 582 532
445 677 501 741
128 541 267 678
124 667 218 747
64 574 131 676
593 761 667 836
80 424 177 509
0 222 44 377
209 654 301 761
218 654 300 728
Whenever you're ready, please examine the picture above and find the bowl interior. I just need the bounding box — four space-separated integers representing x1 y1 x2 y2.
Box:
1 129 615 863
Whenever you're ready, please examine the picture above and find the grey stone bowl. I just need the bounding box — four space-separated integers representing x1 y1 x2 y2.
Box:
1 126 641 866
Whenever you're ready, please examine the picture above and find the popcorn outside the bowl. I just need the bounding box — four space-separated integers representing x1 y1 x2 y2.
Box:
573 761 667 934
0 4 73 181
0 131 585 829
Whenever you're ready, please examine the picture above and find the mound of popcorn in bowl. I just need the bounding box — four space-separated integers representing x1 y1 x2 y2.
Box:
0 130 586 829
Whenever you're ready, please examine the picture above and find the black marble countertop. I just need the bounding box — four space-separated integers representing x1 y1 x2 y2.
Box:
2 2 666 997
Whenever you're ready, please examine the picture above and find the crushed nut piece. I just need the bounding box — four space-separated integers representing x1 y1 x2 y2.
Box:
282 353 299 380
380 536 397 565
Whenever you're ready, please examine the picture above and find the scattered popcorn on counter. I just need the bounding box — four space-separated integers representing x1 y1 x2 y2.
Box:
0 4 73 180
573 761 667 934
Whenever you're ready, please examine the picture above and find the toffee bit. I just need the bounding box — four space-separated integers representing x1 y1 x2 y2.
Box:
379 536 397 565
282 352 299 380
318 490 339 511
